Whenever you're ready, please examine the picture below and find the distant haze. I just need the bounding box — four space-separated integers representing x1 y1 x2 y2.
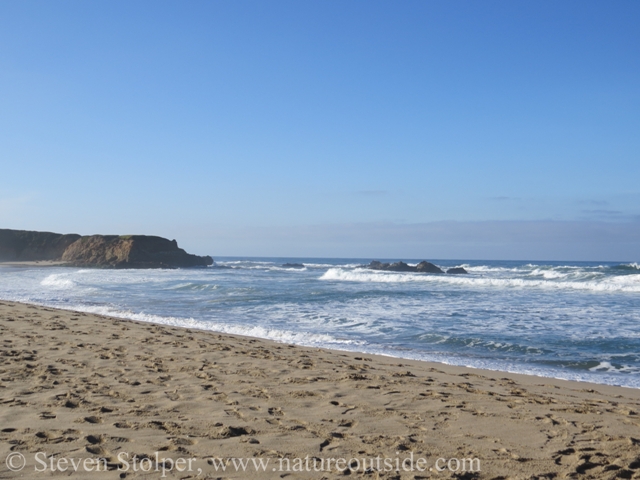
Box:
1 1 638 261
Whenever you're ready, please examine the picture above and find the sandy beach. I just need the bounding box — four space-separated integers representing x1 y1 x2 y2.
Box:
1 300 640 479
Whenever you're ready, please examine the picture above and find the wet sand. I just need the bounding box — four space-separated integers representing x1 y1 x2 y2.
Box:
0 261 69 268
1 300 640 478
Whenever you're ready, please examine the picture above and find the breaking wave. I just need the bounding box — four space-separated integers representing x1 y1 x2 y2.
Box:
40 274 76 289
2 256 640 388
63 304 365 348
320 268 640 293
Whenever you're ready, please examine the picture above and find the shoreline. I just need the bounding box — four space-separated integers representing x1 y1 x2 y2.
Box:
0 261 70 268
2 300 640 478
5 299 640 393
1 259 639 391
1 295 637 391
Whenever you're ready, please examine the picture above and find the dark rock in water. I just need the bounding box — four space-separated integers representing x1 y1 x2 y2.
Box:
282 263 305 268
368 260 444 274
0 229 80 261
416 261 444 274
368 260 416 272
368 260 398 271
0 228 213 268
386 261 415 272
368 261 388 270
446 267 468 274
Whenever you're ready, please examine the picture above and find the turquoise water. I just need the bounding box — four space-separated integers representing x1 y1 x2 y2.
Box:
1 258 639 387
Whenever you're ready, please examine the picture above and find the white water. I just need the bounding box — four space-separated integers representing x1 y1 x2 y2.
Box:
1 257 639 387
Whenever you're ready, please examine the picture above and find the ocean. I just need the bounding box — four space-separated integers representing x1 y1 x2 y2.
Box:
1 258 639 388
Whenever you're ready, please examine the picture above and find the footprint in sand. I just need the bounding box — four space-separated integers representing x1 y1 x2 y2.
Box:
86 445 111 456
35 431 65 444
172 437 197 446
338 419 356 427
86 434 105 445
83 415 103 424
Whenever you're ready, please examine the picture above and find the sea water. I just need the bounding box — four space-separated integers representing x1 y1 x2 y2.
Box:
1 258 639 388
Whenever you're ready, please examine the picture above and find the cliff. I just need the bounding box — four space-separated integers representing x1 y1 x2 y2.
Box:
0 229 81 261
0 229 213 268
61 235 213 268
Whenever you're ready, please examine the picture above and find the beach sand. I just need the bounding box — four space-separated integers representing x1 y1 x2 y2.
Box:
1 300 640 479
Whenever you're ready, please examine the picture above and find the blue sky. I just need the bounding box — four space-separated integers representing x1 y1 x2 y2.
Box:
1 1 638 260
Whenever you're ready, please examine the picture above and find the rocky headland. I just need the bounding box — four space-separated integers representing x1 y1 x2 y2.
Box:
0 229 213 269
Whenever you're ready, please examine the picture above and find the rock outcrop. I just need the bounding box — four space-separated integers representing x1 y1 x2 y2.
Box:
368 260 444 274
368 261 415 272
446 267 468 274
61 235 213 268
0 229 213 269
416 261 445 273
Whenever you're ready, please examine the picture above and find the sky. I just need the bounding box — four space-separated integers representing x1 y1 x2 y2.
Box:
1 0 639 260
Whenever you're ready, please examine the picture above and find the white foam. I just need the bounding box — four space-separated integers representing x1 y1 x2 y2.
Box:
217 260 274 265
267 266 308 272
529 268 568 279
216 260 363 270
621 263 640 270
303 263 363 269
64 304 364 348
589 361 640 374
320 268 640 293
320 268 421 283
41 274 75 289
218 264 309 272
464 265 521 273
